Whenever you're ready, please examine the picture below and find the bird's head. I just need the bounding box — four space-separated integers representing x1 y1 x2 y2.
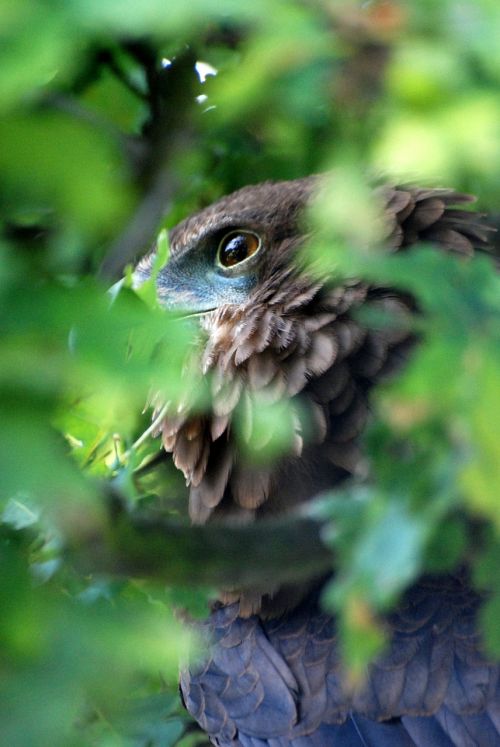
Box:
135 176 320 315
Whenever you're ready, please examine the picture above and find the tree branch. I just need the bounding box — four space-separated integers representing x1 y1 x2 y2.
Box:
64 498 333 588
99 48 200 280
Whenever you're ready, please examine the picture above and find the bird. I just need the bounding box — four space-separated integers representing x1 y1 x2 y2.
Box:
135 176 499 746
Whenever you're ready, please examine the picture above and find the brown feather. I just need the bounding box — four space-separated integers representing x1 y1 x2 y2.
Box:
332 395 369 443
404 196 445 231
191 440 210 488
189 441 233 518
309 363 351 403
213 378 243 417
230 467 271 510
327 441 364 473
307 401 328 444
210 414 229 442
350 332 389 379
425 227 475 255
306 331 339 377
173 429 205 479
282 355 309 397
247 351 279 390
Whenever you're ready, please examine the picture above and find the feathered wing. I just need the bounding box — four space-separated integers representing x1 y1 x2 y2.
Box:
181 574 500 746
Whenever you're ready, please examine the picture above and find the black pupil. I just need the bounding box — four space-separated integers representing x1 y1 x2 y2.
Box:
221 234 250 266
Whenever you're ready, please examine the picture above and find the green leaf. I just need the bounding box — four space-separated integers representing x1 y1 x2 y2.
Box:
2 495 40 529
134 229 170 309
0 112 131 236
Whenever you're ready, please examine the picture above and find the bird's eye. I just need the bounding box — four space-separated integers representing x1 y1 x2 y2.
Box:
216 231 261 269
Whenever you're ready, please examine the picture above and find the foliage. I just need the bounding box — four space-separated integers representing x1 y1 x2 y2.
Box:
1 0 500 743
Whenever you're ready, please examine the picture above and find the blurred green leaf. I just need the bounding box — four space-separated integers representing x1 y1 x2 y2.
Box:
0 0 78 111
460 352 500 527
133 229 170 309
0 112 132 236
2 495 40 529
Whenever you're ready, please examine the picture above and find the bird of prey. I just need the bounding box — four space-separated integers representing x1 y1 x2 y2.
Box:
135 176 499 746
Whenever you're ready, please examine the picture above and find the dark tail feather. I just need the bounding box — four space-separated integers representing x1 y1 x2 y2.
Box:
239 715 418 746
433 708 500 746
349 714 416 746
233 710 500 746
402 715 455 746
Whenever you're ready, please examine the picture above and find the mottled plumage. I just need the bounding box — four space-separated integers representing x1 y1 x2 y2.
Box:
136 176 497 745
181 574 500 746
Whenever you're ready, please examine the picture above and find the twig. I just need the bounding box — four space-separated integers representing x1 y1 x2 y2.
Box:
99 47 199 280
98 166 178 279
126 402 169 456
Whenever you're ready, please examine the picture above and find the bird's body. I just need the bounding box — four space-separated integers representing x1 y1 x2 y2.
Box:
137 176 498 745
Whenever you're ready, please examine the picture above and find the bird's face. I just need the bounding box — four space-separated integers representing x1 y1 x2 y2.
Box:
155 227 263 313
135 176 320 317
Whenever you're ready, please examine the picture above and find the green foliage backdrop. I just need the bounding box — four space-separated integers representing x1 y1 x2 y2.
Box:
1 1 500 745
